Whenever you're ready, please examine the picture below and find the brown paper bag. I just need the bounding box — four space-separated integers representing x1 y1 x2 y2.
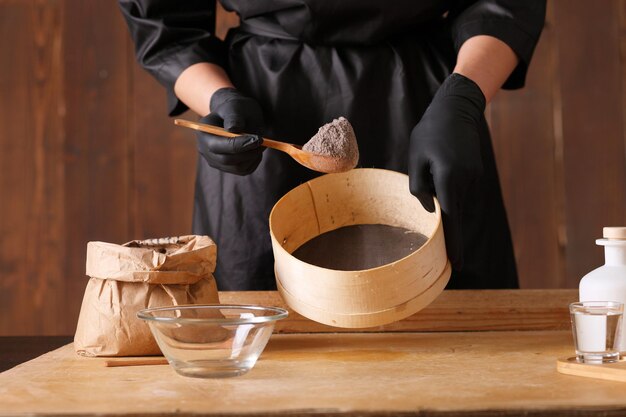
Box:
74 235 220 357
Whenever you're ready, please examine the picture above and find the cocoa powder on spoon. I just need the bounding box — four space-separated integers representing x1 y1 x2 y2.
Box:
303 117 359 169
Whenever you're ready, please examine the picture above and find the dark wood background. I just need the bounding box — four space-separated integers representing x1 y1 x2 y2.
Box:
1 1 625 336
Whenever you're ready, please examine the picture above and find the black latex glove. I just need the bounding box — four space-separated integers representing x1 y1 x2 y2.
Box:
409 73 486 270
197 87 265 176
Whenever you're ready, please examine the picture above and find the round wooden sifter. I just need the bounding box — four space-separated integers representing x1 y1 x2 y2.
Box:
269 168 450 328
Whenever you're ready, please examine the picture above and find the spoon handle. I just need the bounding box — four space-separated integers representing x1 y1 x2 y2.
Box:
174 119 239 137
173 119 300 154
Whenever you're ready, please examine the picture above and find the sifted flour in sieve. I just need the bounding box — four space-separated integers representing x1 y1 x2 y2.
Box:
303 117 359 168
292 224 427 271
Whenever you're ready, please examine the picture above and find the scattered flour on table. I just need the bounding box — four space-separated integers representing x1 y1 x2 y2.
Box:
303 117 359 165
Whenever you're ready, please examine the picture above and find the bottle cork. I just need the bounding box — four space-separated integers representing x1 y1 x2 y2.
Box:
603 227 626 240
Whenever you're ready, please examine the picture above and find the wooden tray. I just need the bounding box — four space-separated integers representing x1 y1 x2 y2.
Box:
556 356 626 382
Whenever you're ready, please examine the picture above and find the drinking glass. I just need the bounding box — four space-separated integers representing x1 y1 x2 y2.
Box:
569 301 623 364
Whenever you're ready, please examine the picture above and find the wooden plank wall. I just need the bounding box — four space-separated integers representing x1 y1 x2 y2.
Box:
489 0 626 288
0 1 624 335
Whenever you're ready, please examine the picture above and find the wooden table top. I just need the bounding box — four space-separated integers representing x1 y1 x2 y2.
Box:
3 290 626 417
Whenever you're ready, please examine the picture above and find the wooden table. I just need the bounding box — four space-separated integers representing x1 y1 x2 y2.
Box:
3 290 626 417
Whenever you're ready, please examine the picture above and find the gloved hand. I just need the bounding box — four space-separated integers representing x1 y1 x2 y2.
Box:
197 87 265 176
409 73 486 270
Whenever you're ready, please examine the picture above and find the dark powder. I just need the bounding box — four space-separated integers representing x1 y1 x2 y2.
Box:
291 224 428 271
302 117 359 167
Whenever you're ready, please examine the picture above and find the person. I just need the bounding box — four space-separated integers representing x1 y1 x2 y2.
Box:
118 0 546 291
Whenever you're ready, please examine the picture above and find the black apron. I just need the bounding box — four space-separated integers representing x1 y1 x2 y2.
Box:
192 0 518 290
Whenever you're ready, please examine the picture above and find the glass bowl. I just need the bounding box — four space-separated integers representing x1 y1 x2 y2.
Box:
137 304 288 378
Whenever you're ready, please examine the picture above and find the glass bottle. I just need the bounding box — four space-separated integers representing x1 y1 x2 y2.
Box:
579 227 626 353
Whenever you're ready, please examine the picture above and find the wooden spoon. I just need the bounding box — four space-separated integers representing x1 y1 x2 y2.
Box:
174 119 354 173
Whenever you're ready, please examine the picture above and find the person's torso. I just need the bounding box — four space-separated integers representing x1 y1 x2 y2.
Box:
220 0 453 45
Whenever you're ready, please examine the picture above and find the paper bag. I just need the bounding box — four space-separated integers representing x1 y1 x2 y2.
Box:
74 235 219 357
